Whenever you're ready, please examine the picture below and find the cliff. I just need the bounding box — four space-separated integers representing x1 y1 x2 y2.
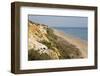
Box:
28 20 83 60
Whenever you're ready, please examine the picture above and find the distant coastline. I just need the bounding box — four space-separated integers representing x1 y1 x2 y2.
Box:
52 27 88 41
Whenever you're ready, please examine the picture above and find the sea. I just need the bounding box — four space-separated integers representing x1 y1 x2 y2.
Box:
53 27 88 41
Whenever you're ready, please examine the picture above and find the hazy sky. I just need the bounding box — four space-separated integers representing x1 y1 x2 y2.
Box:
28 15 88 28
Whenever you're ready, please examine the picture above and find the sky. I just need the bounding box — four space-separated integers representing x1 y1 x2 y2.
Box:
28 15 88 28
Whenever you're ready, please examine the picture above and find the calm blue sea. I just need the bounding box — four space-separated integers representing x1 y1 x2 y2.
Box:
53 27 88 41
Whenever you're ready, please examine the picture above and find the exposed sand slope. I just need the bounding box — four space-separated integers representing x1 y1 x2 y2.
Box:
54 29 88 58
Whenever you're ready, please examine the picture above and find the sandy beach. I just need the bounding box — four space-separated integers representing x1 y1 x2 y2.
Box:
53 29 88 58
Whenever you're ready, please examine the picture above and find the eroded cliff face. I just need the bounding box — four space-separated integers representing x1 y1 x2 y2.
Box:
28 21 83 60
28 21 61 60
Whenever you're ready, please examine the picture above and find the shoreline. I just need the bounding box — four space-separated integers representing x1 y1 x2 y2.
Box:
53 29 88 58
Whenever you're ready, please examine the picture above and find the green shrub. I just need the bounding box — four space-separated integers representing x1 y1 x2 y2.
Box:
40 40 52 49
28 49 52 60
47 28 57 40
28 49 41 60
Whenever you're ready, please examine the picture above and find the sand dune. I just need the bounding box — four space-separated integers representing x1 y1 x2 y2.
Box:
53 29 88 58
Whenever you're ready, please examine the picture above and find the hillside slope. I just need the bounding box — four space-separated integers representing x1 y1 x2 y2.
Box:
28 21 84 60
